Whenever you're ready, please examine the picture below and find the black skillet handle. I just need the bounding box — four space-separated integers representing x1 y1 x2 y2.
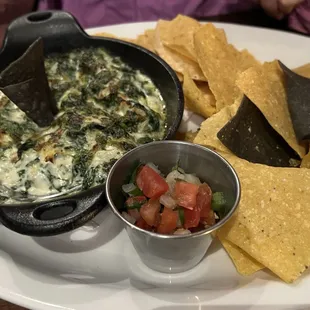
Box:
0 186 106 237
0 10 88 71
0 12 106 236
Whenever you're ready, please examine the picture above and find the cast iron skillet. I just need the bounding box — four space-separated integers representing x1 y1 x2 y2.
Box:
0 11 184 237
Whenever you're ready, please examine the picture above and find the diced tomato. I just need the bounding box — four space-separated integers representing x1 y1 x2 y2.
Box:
125 196 147 209
184 205 200 229
140 198 161 227
157 207 178 234
136 218 152 231
189 223 206 233
196 183 212 220
202 210 216 226
174 181 199 210
136 165 169 198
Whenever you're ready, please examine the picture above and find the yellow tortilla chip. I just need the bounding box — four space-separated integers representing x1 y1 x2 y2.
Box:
94 32 135 44
160 15 200 62
219 153 310 283
183 72 216 118
94 32 117 39
194 23 259 111
293 63 310 78
135 29 156 53
218 237 264 276
236 61 306 158
195 81 216 107
217 28 228 43
155 20 206 81
301 151 310 168
239 49 260 71
175 131 198 143
176 72 183 82
193 102 239 153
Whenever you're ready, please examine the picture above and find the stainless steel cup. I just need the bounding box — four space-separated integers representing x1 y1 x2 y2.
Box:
106 141 241 273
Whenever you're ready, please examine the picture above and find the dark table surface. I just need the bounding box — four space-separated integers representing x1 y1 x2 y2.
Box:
0 8 308 310
0 300 26 310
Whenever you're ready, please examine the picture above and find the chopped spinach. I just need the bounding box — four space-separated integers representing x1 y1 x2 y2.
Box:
82 159 117 189
105 122 127 138
18 170 25 177
137 136 153 144
63 111 84 130
95 134 107 149
60 90 84 109
99 92 121 108
25 180 32 190
82 167 97 189
72 150 93 178
26 158 40 167
119 79 145 100
89 71 116 93
66 130 87 148
147 110 160 131
79 50 101 74
109 139 137 152
17 140 37 159
50 81 73 102
0 115 36 142
121 110 145 132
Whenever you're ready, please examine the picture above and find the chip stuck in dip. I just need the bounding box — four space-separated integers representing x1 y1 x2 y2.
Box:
121 162 228 235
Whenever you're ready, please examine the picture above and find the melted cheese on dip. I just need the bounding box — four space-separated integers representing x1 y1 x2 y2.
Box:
0 47 166 203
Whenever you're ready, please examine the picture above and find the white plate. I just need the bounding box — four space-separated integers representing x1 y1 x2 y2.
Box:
1 22 310 310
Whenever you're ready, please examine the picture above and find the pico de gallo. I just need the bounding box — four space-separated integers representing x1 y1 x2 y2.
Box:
121 162 227 235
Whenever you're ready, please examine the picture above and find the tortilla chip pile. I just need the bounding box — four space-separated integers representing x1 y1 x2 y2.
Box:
95 15 310 283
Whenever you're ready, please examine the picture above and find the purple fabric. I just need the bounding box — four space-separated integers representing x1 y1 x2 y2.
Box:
38 0 310 33
38 0 258 28
289 0 310 33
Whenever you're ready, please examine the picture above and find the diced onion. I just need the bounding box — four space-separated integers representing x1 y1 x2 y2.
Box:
146 162 161 174
128 209 141 221
176 167 185 174
122 212 136 224
122 183 136 194
174 229 191 235
159 193 177 209
167 168 202 187
184 173 201 185
166 170 185 184
166 170 185 192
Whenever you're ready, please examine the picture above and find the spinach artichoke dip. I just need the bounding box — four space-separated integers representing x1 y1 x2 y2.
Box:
0 47 166 203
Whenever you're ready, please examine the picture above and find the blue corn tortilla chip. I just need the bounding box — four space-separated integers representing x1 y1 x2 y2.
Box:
217 96 300 167
0 38 57 127
279 61 310 143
